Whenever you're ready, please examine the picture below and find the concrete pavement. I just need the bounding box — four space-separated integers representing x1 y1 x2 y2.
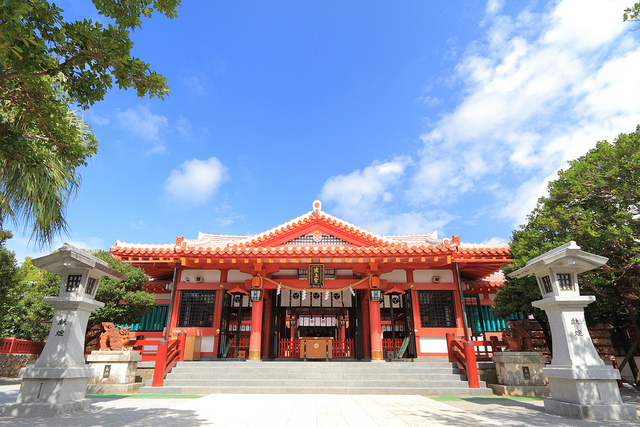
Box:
0 379 638 426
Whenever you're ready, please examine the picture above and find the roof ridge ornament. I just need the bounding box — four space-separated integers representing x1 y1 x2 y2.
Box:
313 200 322 215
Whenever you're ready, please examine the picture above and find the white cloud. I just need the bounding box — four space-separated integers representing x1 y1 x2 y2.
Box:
176 116 193 139
83 110 109 126
320 158 410 218
116 105 168 142
411 0 640 226
322 0 640 237
164 157 228 205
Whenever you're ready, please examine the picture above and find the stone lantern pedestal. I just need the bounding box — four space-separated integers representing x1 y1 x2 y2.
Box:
0 244 127 418
510 242 637 421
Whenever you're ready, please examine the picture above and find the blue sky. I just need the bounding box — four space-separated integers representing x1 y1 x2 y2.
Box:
7 0 640 261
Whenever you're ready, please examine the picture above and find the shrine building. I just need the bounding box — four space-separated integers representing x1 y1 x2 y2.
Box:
111 201 511 361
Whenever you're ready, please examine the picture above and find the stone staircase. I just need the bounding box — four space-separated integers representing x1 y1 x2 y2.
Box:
139 358 492 396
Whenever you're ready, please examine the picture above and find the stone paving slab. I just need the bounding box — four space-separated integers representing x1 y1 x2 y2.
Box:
0 380 638 426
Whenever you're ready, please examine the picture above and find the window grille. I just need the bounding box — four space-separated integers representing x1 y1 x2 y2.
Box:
557 273 573 291
284 234 351 246
540 275 553 294
86 277 98 295
66 274 82 292
417 290 457 328
178 290 216 327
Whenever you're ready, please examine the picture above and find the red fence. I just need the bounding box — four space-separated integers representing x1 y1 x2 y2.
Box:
151 336 186 387
279 339 354 358
0 337 44 355
382 339 407 358
332 339 354 358
445 333 480 388
279 339 300 358
226 338 250 358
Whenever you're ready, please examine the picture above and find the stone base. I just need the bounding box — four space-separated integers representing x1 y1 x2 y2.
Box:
87 350 141 385
1 398 91 418
489 384 551 397
86 382 143 394
493 351 548 387
544 398 638 421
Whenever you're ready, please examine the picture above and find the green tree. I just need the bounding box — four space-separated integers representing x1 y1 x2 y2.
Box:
6 256 59 342
0 0 180 244
0 230 22 338
2 249 155 344
495 126 640 382
86 250 155 344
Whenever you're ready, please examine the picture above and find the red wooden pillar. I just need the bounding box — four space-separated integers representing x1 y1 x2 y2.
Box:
369 297 383 361
248 297 263 360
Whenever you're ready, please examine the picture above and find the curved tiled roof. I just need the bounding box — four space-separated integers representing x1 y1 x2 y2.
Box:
111 201 510 258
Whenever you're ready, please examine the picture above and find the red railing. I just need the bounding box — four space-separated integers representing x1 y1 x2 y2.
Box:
0 337 44 355
382 339 406 358
279 339 300 358
132 339 164 362
446 333 480 388
151 335 186 387
279 339 354 358
225 338 250 358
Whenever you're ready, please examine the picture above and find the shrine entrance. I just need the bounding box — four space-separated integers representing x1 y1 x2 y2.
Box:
217 291 252 359
269 289 363 359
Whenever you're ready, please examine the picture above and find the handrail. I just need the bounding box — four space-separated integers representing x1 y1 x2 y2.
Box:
446 333 480 388
0 337 44 355
151 335 186 387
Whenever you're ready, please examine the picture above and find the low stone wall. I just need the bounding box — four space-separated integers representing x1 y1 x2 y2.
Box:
0 353 38 377
477 361 498 385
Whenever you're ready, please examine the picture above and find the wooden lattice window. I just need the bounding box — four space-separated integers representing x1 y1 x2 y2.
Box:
417 290 457 328
178 290 216 327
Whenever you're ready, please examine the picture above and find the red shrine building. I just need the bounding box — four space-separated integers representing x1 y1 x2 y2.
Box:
111 201 510 361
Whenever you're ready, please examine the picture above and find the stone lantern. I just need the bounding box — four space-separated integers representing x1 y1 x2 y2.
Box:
1 244 127 418
509 241 637 421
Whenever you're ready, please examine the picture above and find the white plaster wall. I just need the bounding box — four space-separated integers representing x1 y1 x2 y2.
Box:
413 269 454 283
419 336 448 354
201 336 215 353
227 270 252 282
181 270 221 283
380 270 406 282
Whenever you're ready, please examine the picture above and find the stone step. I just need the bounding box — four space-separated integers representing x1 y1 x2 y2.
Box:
139 385 492 396
162 378 472 388
140 359 491 396
166 372 465 381
170 362 460 372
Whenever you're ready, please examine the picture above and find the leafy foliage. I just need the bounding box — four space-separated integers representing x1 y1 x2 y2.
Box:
0 0 180 244
495 126 640 345
0 230 22 337
88 250 155 334
0 247 155 343
624 3 640 21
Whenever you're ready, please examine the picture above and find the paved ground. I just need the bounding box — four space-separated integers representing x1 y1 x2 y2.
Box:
0 379 638 426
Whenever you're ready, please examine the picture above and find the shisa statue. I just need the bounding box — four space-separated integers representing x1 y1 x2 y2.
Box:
99 322 131 351
502 320 534 352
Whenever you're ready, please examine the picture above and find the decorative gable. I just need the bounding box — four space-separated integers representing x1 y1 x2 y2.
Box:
237 201 391 249
283 231 353 246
